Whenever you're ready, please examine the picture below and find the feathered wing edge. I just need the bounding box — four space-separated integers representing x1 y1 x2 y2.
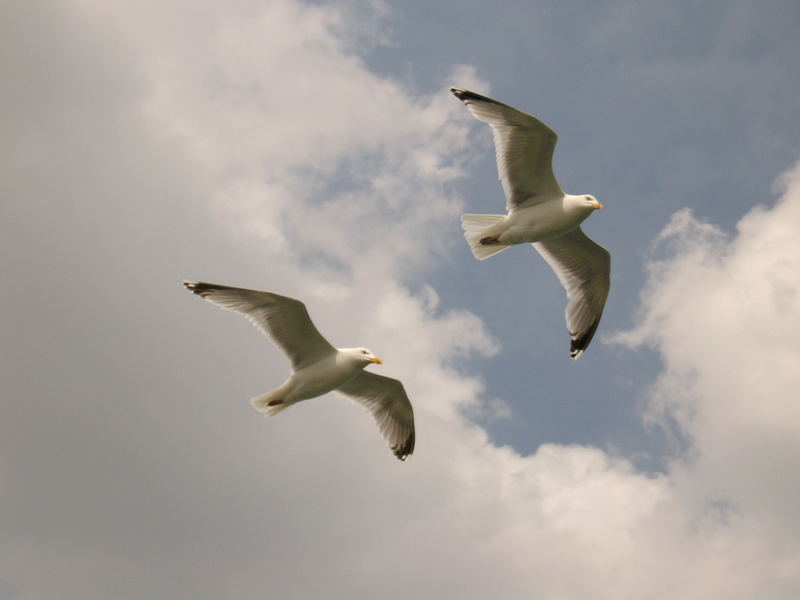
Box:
450 87 563 209
182 281 336 369
337 372 415 461
532 228 611 359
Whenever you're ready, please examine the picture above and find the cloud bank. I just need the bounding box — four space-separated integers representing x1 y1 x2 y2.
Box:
1 2 798 598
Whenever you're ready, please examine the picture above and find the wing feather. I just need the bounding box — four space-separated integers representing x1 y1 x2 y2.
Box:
337 372 415 461
532 229 610 359
451 87 563 210
183 281 336 369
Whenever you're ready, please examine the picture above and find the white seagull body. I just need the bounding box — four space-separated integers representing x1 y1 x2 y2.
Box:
451 87 611 359
183 281 415 460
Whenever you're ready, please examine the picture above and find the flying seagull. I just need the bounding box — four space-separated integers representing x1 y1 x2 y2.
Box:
183 281 415 460
451 87 610 359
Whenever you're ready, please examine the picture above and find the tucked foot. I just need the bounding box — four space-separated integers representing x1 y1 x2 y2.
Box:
479 235 501 245
267 398 284 407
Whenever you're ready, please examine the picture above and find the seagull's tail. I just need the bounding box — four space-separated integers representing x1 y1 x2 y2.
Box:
250 390 291 417
461 214 510 260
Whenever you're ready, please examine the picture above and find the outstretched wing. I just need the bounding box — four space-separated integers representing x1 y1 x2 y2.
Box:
337 372 415 461
451 87 563 211
532 228 610 359
183 281 336 369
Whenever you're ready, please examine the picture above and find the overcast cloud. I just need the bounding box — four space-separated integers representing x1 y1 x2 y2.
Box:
2 1 799 599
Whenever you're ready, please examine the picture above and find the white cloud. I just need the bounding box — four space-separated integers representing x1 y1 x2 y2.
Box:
2 1 799 599
615 159 800 542
137 0 483 282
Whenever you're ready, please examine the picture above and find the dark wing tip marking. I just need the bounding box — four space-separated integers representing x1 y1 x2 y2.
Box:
182 280 216 298
569 318 602 360
450 87 501 106
392 430 415 461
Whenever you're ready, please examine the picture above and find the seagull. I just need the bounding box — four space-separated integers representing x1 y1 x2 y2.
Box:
183 281 415 460
451 87 610 359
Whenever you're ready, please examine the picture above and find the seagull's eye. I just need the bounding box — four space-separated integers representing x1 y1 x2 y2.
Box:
362 350 368 354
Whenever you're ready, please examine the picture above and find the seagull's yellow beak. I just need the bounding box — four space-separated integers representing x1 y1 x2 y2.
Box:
592 201 604 210
370 357 383 364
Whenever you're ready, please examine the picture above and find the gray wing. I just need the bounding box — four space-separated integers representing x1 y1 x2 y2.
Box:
183 281 336 369
451 87 563 211
532 228 610 359
337 372 415 461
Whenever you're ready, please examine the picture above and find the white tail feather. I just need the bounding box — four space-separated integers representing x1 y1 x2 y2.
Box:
250 391 290 417
461 214 510 260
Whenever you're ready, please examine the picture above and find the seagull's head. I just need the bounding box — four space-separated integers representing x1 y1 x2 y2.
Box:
342 347 383 366
582 195 604 210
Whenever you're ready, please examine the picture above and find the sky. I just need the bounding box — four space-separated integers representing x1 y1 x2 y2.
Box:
2 1 799 598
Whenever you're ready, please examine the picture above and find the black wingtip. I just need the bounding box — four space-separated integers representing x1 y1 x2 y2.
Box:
393 431 415 461
449 87 499 105
569 319 602 360
182 280 215 298
570 333 585 358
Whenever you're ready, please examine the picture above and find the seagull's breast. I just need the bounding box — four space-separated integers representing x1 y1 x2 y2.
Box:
504 198 591 244
285 353 363 402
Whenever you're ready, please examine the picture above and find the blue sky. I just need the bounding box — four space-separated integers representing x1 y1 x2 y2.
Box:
2 1 799 598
